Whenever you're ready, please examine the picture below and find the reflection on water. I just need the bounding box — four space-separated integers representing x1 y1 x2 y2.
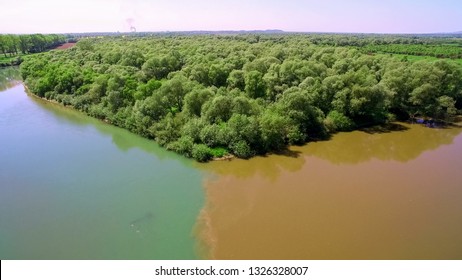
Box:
304 123 462 164
197 123 462 259
200 123 462 180
0 67 21 91
29 95 191 163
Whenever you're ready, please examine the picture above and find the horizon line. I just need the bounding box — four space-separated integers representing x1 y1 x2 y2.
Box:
2 29 462 36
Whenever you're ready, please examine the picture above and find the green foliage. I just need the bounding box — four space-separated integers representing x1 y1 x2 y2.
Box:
227 69 245 90
227 114 261 146
275 87 324 137
363 44 462 59
0 34 66 59
119 49 145 68
436 95 457 120
260 110 293 150
192 144 212 162
202 95 234 123
244 70 266 98
183 88 213 117
159 74 194 112
181 117 206 142
150 113 183 145
232 96 260 116
199 123 231 147
231 140 253 159
167 136 194 158
325 110 355 132
20 34 462 161
135 79 162 100
209 147 229 158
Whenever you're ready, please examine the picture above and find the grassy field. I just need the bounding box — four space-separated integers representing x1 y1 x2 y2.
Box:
377 53 462 66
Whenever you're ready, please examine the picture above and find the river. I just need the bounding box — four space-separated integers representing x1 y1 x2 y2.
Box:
1 67 462 259
0 68 204 259
196 123 462 259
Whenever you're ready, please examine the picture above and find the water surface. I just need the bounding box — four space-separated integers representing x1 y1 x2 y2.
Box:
0 68 204 259
196 123 462 259
2 67 462 260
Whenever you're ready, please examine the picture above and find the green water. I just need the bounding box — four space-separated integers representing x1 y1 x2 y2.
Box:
0 68 204 259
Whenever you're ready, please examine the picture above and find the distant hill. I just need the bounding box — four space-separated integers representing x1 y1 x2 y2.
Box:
66 30 286 38
64 30 462 39
184 30 285 34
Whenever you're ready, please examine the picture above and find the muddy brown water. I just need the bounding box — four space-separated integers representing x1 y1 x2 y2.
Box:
195 123 462 259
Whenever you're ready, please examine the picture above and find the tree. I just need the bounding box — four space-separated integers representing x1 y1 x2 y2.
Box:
0 35 12 57
381 62 413 118
150 113 184 145
167 136 194 158
227 69 245 91
409 83 438 117
181 118 206 142
231 140 253 158
227 113 261 152
141 57 167 80
120 49 145 68
202 95 234 123
159 74 194 113
183 88 213 117
192 144 212 162
243 56 280 74
232 95 260 116
324 110 354 132
208 63 229 87
319 74 345 113
199 123 224 147
259 110 294 150
19 33 462 161
275 87 325 138
189 63 209 85
349 84 389 124
436 96 457 121
135 79 162 100
244 70 265 99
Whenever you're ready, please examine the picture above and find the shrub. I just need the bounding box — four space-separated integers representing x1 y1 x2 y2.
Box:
325 110 354 132
192 144 212 162
231 140 254 159
209 147 228 158
167 136 194 157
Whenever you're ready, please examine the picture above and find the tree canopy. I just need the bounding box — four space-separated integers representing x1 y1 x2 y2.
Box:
20 34 462 161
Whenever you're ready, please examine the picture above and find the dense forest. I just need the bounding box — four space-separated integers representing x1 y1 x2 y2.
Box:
20 34 462 161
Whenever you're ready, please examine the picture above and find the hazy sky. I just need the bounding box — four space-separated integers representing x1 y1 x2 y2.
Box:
0 0 460 34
